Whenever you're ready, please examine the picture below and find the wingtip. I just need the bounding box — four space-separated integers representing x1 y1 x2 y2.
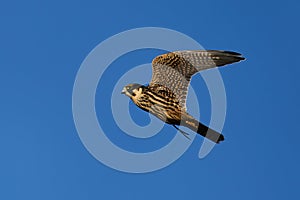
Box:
222 50 242 56
221 50 246 61
205 50 245 62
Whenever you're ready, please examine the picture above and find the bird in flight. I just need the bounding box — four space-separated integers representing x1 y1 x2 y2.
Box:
122 50 244 143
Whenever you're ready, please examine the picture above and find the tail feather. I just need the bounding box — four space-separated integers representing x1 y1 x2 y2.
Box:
182 115 224 143
195 122 224 143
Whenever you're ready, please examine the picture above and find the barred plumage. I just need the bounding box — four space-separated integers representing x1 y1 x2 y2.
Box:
122 50 245 143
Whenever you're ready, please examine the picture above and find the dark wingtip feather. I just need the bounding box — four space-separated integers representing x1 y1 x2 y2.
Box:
226 51 245 61
221 50 242 56
217 50 245 60
205 50 245 66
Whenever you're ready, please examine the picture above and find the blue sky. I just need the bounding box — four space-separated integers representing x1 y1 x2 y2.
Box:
1 0 300 199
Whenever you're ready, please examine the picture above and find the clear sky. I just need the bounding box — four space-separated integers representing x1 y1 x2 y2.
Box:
1 0 300 199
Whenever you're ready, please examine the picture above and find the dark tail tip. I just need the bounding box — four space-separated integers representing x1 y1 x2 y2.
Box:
216 134 225 144
183 118 225 144
204 129 225 144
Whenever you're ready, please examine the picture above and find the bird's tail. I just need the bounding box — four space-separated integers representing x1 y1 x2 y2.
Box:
181 114 224 143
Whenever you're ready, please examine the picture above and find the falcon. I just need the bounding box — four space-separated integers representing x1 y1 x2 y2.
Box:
121 50 244 143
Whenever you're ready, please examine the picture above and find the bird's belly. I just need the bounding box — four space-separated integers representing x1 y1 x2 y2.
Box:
134 96 181 125
149 105 181 125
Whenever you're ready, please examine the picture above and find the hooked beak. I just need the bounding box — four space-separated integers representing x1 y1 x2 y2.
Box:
121 88 126 94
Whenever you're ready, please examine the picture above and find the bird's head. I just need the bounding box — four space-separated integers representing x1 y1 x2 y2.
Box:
121 83 144 98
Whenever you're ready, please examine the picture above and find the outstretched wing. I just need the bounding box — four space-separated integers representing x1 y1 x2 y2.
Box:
150 50 245 108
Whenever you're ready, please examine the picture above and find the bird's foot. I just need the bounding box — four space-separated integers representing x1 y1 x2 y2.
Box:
173 125 190 140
